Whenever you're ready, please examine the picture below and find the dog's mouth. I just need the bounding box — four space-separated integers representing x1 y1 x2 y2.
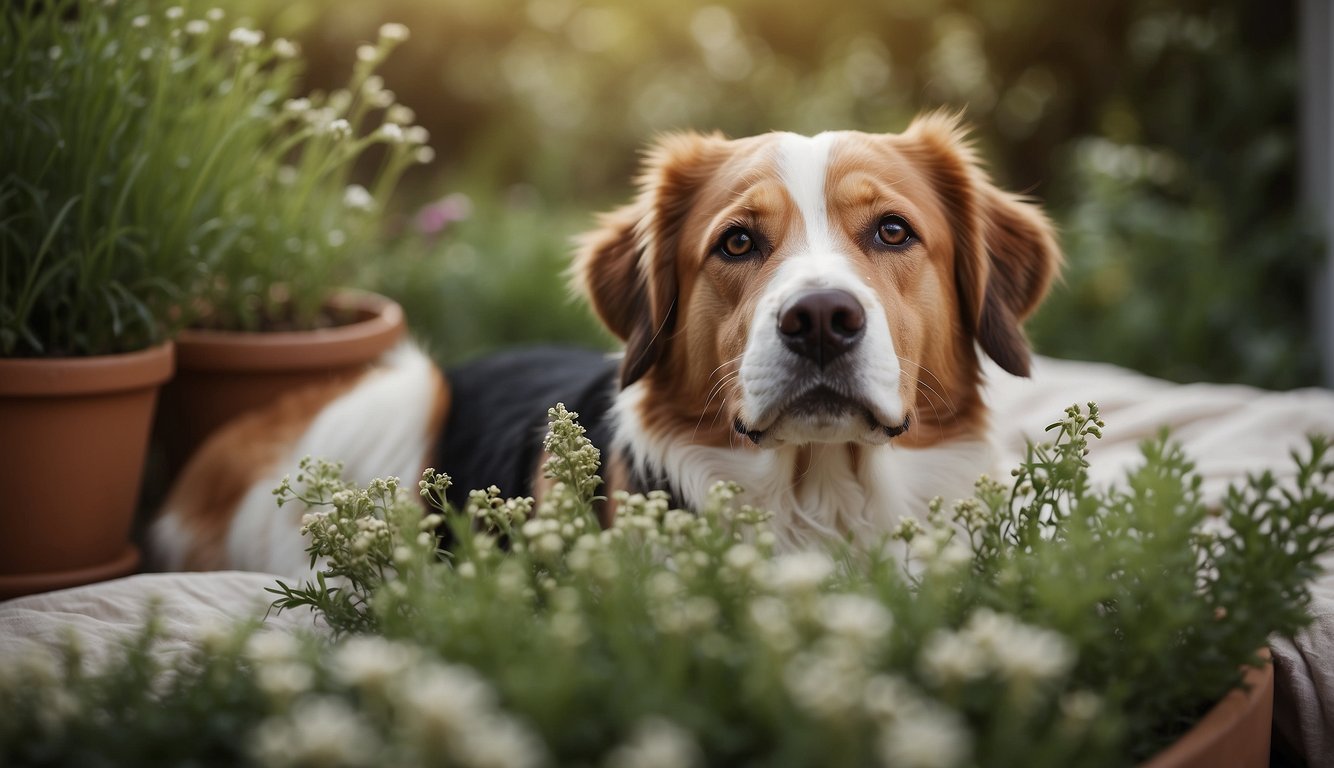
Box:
733 385 909 445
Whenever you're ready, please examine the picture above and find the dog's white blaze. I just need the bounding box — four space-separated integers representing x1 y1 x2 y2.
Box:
737 132 903 440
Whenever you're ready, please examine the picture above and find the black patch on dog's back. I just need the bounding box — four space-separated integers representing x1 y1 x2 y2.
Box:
435 346 619 509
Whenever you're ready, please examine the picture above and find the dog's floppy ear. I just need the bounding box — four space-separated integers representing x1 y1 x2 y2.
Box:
906 113 1062 377
573 132 727 388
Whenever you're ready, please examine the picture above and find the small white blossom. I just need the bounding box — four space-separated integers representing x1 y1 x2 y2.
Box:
252 696 378 768
331 636 418 692
783 649 864 719
245 630 301 664
877 705 971 768
356 44 379 63
256 661 314 698
377 123 405 143
919 629 989 686
386 104 416 125
763 551 834 593
272 38 299 58
283 97 310 114
605 717 701 768
816 594 892 644
229 27 264 47
328 118 352 139
185 19 208 35
132 14 149 28
165 6 184 19
379 22 410 42
206 8 224 21
415 144 437 164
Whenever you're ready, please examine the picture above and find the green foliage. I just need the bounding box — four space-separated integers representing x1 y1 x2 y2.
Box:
6 404 1332 767
0 0 429 356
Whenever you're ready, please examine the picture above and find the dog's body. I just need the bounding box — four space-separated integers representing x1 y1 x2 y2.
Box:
151 115 1060 575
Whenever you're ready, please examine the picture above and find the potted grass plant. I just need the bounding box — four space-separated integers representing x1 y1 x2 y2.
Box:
1 403 1329 766
142 11 431 468
0 1 198 598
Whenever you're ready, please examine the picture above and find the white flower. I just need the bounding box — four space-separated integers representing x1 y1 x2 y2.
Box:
47 46 61 60
783 650 863 719
331 636 417 691
861 674 924 722
256 661 314 698
816 594 892 644
165 6 184 19
919 629 989 686
131 14 149 28
272 38 299 58
206 8 224 21
764 551 834 593
252 696 378 768
386 104 416 125
399 662 496 732
877 705 971 768
379 22 410 42
229 27 264 47
328 118 352 139
416 146 436 165
245 630 301 664
356 44 379 63
605 717 702 768
377 123 405 143
184 19 208 35
283 97 310 114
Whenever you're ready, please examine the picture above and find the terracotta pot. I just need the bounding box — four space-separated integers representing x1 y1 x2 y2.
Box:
157 290 405 473
1140 650 1273 768
0 342 174 600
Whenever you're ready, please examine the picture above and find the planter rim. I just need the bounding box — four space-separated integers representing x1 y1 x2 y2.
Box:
175 289 405 372
0 341 175 397
1140 648 1273 768
0 546 140 602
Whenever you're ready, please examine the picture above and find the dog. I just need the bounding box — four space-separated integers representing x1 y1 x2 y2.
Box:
149 113 1060 574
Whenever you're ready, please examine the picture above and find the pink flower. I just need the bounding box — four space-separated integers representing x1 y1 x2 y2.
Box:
413 193 473 236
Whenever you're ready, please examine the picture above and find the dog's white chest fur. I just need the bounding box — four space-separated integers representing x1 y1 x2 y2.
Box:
613 384 994 549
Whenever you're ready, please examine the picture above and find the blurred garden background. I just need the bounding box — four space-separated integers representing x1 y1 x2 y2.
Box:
247 0 1317 389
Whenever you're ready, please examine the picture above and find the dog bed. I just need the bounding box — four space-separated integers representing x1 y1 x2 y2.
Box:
3 356 1333 765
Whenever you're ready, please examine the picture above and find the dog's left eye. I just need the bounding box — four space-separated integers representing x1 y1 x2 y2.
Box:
875 215 916 248
717 227 758 260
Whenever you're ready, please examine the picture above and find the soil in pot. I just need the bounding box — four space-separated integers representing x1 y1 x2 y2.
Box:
0 342 174 600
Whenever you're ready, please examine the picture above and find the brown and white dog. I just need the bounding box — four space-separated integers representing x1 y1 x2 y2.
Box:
150 113 1060 575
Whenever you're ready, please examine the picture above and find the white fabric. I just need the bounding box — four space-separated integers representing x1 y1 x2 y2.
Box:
1 356 1333 762
0 571 317 672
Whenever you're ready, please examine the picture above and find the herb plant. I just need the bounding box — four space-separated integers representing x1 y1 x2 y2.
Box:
3 404 1332 767
0 0 431 356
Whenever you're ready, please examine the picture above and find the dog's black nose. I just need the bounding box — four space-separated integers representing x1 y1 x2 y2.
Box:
777 289 866 367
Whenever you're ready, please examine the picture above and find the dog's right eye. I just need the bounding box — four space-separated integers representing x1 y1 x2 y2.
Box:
717 227 757 260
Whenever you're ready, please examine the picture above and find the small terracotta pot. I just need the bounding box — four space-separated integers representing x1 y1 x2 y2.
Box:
0 342 174 600
1140 650 1273 768
157 290 405 473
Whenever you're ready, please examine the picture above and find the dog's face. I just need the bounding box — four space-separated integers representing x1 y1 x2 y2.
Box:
576 114 1060 450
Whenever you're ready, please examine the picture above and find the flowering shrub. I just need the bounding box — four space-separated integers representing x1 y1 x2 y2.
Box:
3 405 1332 767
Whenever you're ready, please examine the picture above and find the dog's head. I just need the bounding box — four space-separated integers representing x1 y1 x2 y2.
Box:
574 114 1060 450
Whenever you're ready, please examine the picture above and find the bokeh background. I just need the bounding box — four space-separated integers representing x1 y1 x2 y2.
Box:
247 0 1318 389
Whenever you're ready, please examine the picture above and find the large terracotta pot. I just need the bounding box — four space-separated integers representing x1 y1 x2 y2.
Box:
0 342 174 600
1140 650 1273 768
157 290 405 473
